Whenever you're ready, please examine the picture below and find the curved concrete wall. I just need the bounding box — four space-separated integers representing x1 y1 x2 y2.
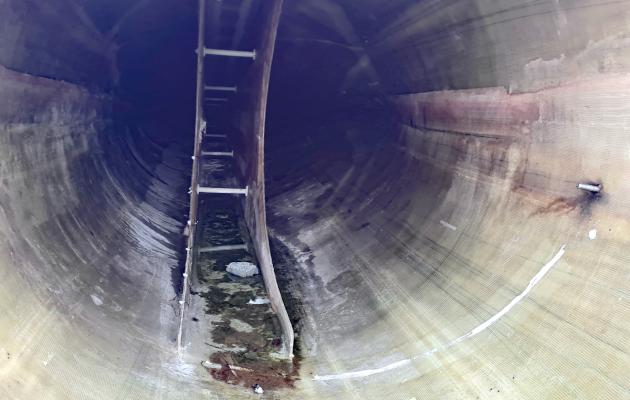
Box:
0 0 629 399
266 0 630 398
0 1 202 398
0 61 191 399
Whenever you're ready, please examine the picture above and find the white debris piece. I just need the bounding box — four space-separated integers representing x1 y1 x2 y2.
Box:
252 384 264 394
248 297 270 305
226 261 259 278
588 229 597 240
90 294 103 306
440 220 457 231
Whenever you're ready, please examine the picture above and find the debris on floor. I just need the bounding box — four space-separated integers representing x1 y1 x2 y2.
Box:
202 351 300 390
192 157 301 393
226 261 259 277
248 297 270 305
230 318 254 333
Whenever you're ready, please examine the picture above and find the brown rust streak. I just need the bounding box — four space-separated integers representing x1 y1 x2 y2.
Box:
392 87 540 139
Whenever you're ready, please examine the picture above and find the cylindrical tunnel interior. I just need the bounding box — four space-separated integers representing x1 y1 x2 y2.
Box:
0 0 629 399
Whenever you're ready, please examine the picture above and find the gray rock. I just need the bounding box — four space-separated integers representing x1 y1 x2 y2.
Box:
226 261 259 278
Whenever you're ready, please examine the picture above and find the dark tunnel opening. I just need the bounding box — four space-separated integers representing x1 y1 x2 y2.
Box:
1 0 629 399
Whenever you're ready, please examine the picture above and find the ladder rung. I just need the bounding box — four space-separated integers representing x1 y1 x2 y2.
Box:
205 97 228 102
204 134 227 138
197 185 248 196
199 244 248 253
201 151 233 157
202 48 256 59
205 85 238 92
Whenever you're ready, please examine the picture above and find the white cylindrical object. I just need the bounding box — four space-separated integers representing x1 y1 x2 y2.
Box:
577 183 601 192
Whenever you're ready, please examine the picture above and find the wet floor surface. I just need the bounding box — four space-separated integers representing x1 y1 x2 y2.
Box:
189 143 298 391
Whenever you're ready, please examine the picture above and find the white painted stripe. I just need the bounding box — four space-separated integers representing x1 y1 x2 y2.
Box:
314 359 411 381
440 220 457 231
313 245 566 382
451 244 565 342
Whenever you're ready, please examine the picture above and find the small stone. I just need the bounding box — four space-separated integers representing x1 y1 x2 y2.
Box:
226 261 259 278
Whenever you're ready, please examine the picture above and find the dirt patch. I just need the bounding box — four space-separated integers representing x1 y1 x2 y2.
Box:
204 351 301 391
326 269 362 293
211 322 269 349
198 286 228 310
198 197 247 247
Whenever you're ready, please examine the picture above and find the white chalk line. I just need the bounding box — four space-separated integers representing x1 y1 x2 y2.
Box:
313 245 566 381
